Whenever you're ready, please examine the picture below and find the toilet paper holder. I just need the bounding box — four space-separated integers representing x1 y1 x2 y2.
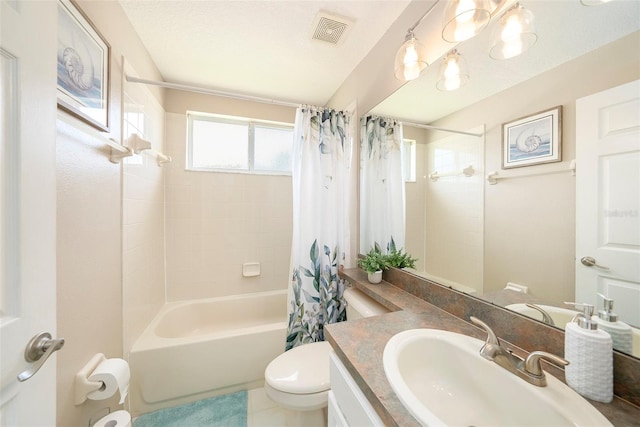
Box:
75 353 107 405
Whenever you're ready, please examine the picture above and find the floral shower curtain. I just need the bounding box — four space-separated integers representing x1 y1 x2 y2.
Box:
286 106 351 350
359 115 406 253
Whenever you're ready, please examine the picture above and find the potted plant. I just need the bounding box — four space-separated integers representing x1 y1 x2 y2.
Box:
386 247 418 270
358 247 389 284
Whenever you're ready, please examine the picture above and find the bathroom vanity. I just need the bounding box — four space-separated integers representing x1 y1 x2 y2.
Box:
326 268 640 426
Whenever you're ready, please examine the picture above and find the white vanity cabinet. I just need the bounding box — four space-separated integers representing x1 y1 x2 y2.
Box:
328 351 385 427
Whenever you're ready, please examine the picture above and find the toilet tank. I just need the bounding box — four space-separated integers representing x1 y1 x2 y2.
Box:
344 287 390 320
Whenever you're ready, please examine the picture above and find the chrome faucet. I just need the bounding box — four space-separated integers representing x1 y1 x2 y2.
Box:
525 303 555 326
470 316 569 387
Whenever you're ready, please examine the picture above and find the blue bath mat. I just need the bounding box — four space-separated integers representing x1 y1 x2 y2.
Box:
134 390 247 427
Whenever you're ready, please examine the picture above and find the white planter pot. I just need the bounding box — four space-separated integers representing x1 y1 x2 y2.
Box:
367 270 383 284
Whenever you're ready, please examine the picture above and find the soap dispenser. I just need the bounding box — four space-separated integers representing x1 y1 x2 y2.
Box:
593 293 633 354
564 302 613 403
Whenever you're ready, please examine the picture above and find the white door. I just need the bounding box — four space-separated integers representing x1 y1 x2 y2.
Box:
1 1 58 425
576 80 640 328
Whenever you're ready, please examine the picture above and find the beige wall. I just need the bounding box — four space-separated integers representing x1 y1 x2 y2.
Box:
163 91 296 301
430 32 640 304
55 1 164 426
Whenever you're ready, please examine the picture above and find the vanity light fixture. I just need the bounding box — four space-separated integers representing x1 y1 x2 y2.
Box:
436 49 470 91
442 0 495 43
489 3 537 60
393 1 440 82
394 30 429 81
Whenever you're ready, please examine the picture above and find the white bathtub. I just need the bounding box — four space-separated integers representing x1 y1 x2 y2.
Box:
406 269 478 295
129 290 288 415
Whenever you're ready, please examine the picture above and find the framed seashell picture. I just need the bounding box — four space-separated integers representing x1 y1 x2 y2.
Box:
502 106 562 169
57 0 110 132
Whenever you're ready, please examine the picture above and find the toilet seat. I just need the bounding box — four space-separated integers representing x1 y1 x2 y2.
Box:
264 341 332 410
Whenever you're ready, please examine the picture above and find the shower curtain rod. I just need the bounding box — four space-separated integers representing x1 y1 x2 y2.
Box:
125 75 301 108
128 76 482 137
399 120 484 137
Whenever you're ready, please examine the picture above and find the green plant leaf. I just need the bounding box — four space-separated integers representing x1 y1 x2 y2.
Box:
385 246 418 269
374 242 382 254
388 237 397 253
358 246 390 273
310 239 319 267
300 266 314 278
302 288 320 304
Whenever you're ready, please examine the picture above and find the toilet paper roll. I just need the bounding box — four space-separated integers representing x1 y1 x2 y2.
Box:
93 410 131 427
86 358 130 404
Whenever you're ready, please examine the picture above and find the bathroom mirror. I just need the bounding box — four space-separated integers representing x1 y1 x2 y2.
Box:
359 1 640 358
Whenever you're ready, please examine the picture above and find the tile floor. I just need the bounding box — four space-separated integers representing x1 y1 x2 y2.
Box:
248 387 326 427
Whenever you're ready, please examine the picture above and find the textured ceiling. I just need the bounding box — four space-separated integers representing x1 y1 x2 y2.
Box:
118 0 412 106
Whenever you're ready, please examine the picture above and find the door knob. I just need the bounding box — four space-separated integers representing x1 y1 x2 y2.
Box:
17 332 65 382
580 256 610 271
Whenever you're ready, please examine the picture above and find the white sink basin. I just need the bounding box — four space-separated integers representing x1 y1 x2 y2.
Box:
383 329 612 427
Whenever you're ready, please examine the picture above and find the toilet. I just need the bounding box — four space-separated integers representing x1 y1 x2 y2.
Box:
264 287 390 411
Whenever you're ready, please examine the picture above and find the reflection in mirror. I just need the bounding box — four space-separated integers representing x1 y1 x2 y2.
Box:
403 125 484 296
359 116 405 254
361 2 640 358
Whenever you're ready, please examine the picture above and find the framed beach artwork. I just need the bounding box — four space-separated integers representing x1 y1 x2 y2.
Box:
502 106 562 169
57 0 110 131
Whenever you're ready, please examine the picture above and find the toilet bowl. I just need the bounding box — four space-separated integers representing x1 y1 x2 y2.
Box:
264 287 389 411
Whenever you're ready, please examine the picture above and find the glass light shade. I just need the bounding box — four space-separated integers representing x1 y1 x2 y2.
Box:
436 50 470 91
394 32 428 81
442 0 493 42
489 4 537 60
488 0 507 12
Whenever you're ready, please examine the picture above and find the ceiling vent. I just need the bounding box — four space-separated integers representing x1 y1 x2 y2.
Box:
311 11 353 46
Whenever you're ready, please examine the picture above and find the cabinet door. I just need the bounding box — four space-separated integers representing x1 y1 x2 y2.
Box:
329 352 384 426
328 390 349 427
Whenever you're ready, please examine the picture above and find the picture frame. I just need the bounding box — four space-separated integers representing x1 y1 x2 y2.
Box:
57 0 110 131
502 106 562 169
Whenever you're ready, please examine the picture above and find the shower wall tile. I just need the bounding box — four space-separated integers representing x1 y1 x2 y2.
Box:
122 78 166 357
423 128 484 294
164 112 293 302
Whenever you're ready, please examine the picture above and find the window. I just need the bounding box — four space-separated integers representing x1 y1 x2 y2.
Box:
254 125 293 172
187 112 294 174
403 139 416 182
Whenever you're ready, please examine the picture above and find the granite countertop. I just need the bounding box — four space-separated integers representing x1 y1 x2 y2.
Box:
325 268 640 426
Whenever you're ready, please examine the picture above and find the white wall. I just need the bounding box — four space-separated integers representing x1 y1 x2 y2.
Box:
163 90 295 301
